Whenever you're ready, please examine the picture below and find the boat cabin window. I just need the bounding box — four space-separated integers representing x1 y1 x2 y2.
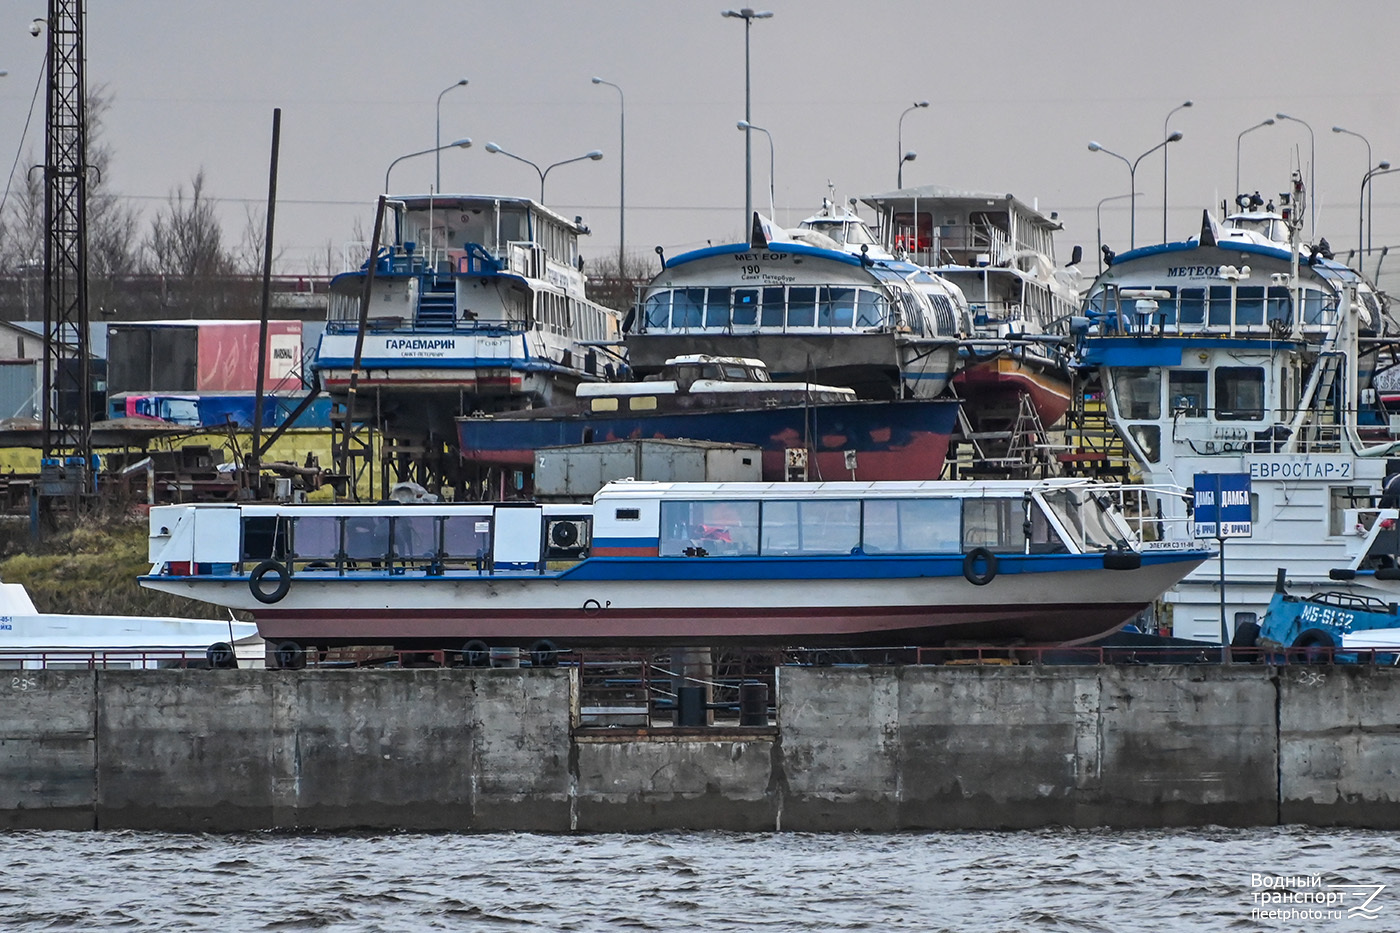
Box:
820 287 858 327
761 286 785 326
1110 367 1161 421
705 288 732 328
293 516 341 561
1041 489 1125 551
1330 486 1373 537
962 498 1028 553
442 516 491 565
498 206 527 245
1266 287 1291 326
394 516 438 560
1179 288 1205 325
1215 367 1264 420
673 289 705 328
787 287 817 327
345 517 391 562
1169 371 1208 418
760 499 861 555
861 498 961 553
643 285 889 334
856 291 887 327
242 516 290 561
659 500 760 556
1026 502 1070 554
733 288 759 327
644 291 671 328
892 212 933 253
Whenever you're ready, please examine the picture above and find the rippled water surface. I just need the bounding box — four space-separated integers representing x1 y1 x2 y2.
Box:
1 828 1396 931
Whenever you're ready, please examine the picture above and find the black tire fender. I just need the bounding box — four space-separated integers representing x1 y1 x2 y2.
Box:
272 640 306 670
206 642 236 669
963 547 998 586
1103 548 1142 571
462 640 490 668
530 638 559 668
1293 627 1335 664
1230 620 1261 649
249 560 291 604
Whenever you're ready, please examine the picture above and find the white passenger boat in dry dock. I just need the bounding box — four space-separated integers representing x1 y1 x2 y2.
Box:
625 214 964 400
140 478 1209 667
314 194 624 438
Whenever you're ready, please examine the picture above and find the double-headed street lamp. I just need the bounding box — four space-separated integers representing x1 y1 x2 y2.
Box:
1334 125 1373 256
435 78 469 191
736 120 774 217
1276 112 1315 237
722 7 773 227
1162 100 1192 242
386 138 471 194
1088 133 1182 249
485 143 604 203
897 101 928 189
1235 118 1275 199
1360 162 1394 276
592 76 625 271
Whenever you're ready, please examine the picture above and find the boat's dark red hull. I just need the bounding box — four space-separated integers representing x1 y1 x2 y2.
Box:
458 398 960 481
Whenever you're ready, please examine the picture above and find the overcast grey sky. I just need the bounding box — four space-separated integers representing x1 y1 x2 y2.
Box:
3 0 1399 277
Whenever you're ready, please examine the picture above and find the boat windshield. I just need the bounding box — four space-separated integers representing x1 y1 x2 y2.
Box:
807 220 877 247
1040 489 1130 550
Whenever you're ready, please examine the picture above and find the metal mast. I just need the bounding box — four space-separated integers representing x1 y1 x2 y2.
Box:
40 0 92 478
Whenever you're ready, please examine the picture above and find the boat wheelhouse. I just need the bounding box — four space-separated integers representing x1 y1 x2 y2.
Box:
457 354 961 483
859 186 1085 429
315 195 624 439
1076 185 1400 643
624 215 964 400
140 478 1210 665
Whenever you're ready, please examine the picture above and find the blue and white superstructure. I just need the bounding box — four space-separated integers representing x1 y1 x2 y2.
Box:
315 195 623 437
624 215 964 400
1076 176 1400 642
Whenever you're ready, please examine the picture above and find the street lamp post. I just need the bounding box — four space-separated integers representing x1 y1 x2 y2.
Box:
721 7 773 227
1360 162 1394 278
736 121 774 217
1088 133 1182 249
435 78 469 192
1235 119 1275 199
386 138 472 194
1096 192 1139 274
897 101 929 188
592 77 625 272
1276 113 1315 238
485 143 604 203
1334 125 1373 256
1163 100 1192 242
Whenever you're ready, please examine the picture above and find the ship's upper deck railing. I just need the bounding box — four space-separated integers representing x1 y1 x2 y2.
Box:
1085 282 1340 338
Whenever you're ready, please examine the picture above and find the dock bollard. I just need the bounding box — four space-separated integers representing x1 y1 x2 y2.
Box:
675 685 706 727
739 681 769 726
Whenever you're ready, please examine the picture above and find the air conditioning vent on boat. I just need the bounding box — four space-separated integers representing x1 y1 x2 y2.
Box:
545 519 591 559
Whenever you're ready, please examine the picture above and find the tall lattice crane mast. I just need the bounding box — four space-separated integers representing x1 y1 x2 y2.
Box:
40 0 92 475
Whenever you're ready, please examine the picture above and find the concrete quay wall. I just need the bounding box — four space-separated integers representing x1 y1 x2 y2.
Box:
1 664 1397 831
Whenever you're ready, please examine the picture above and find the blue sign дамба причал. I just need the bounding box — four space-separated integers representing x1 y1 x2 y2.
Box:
1192 472 1252 539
